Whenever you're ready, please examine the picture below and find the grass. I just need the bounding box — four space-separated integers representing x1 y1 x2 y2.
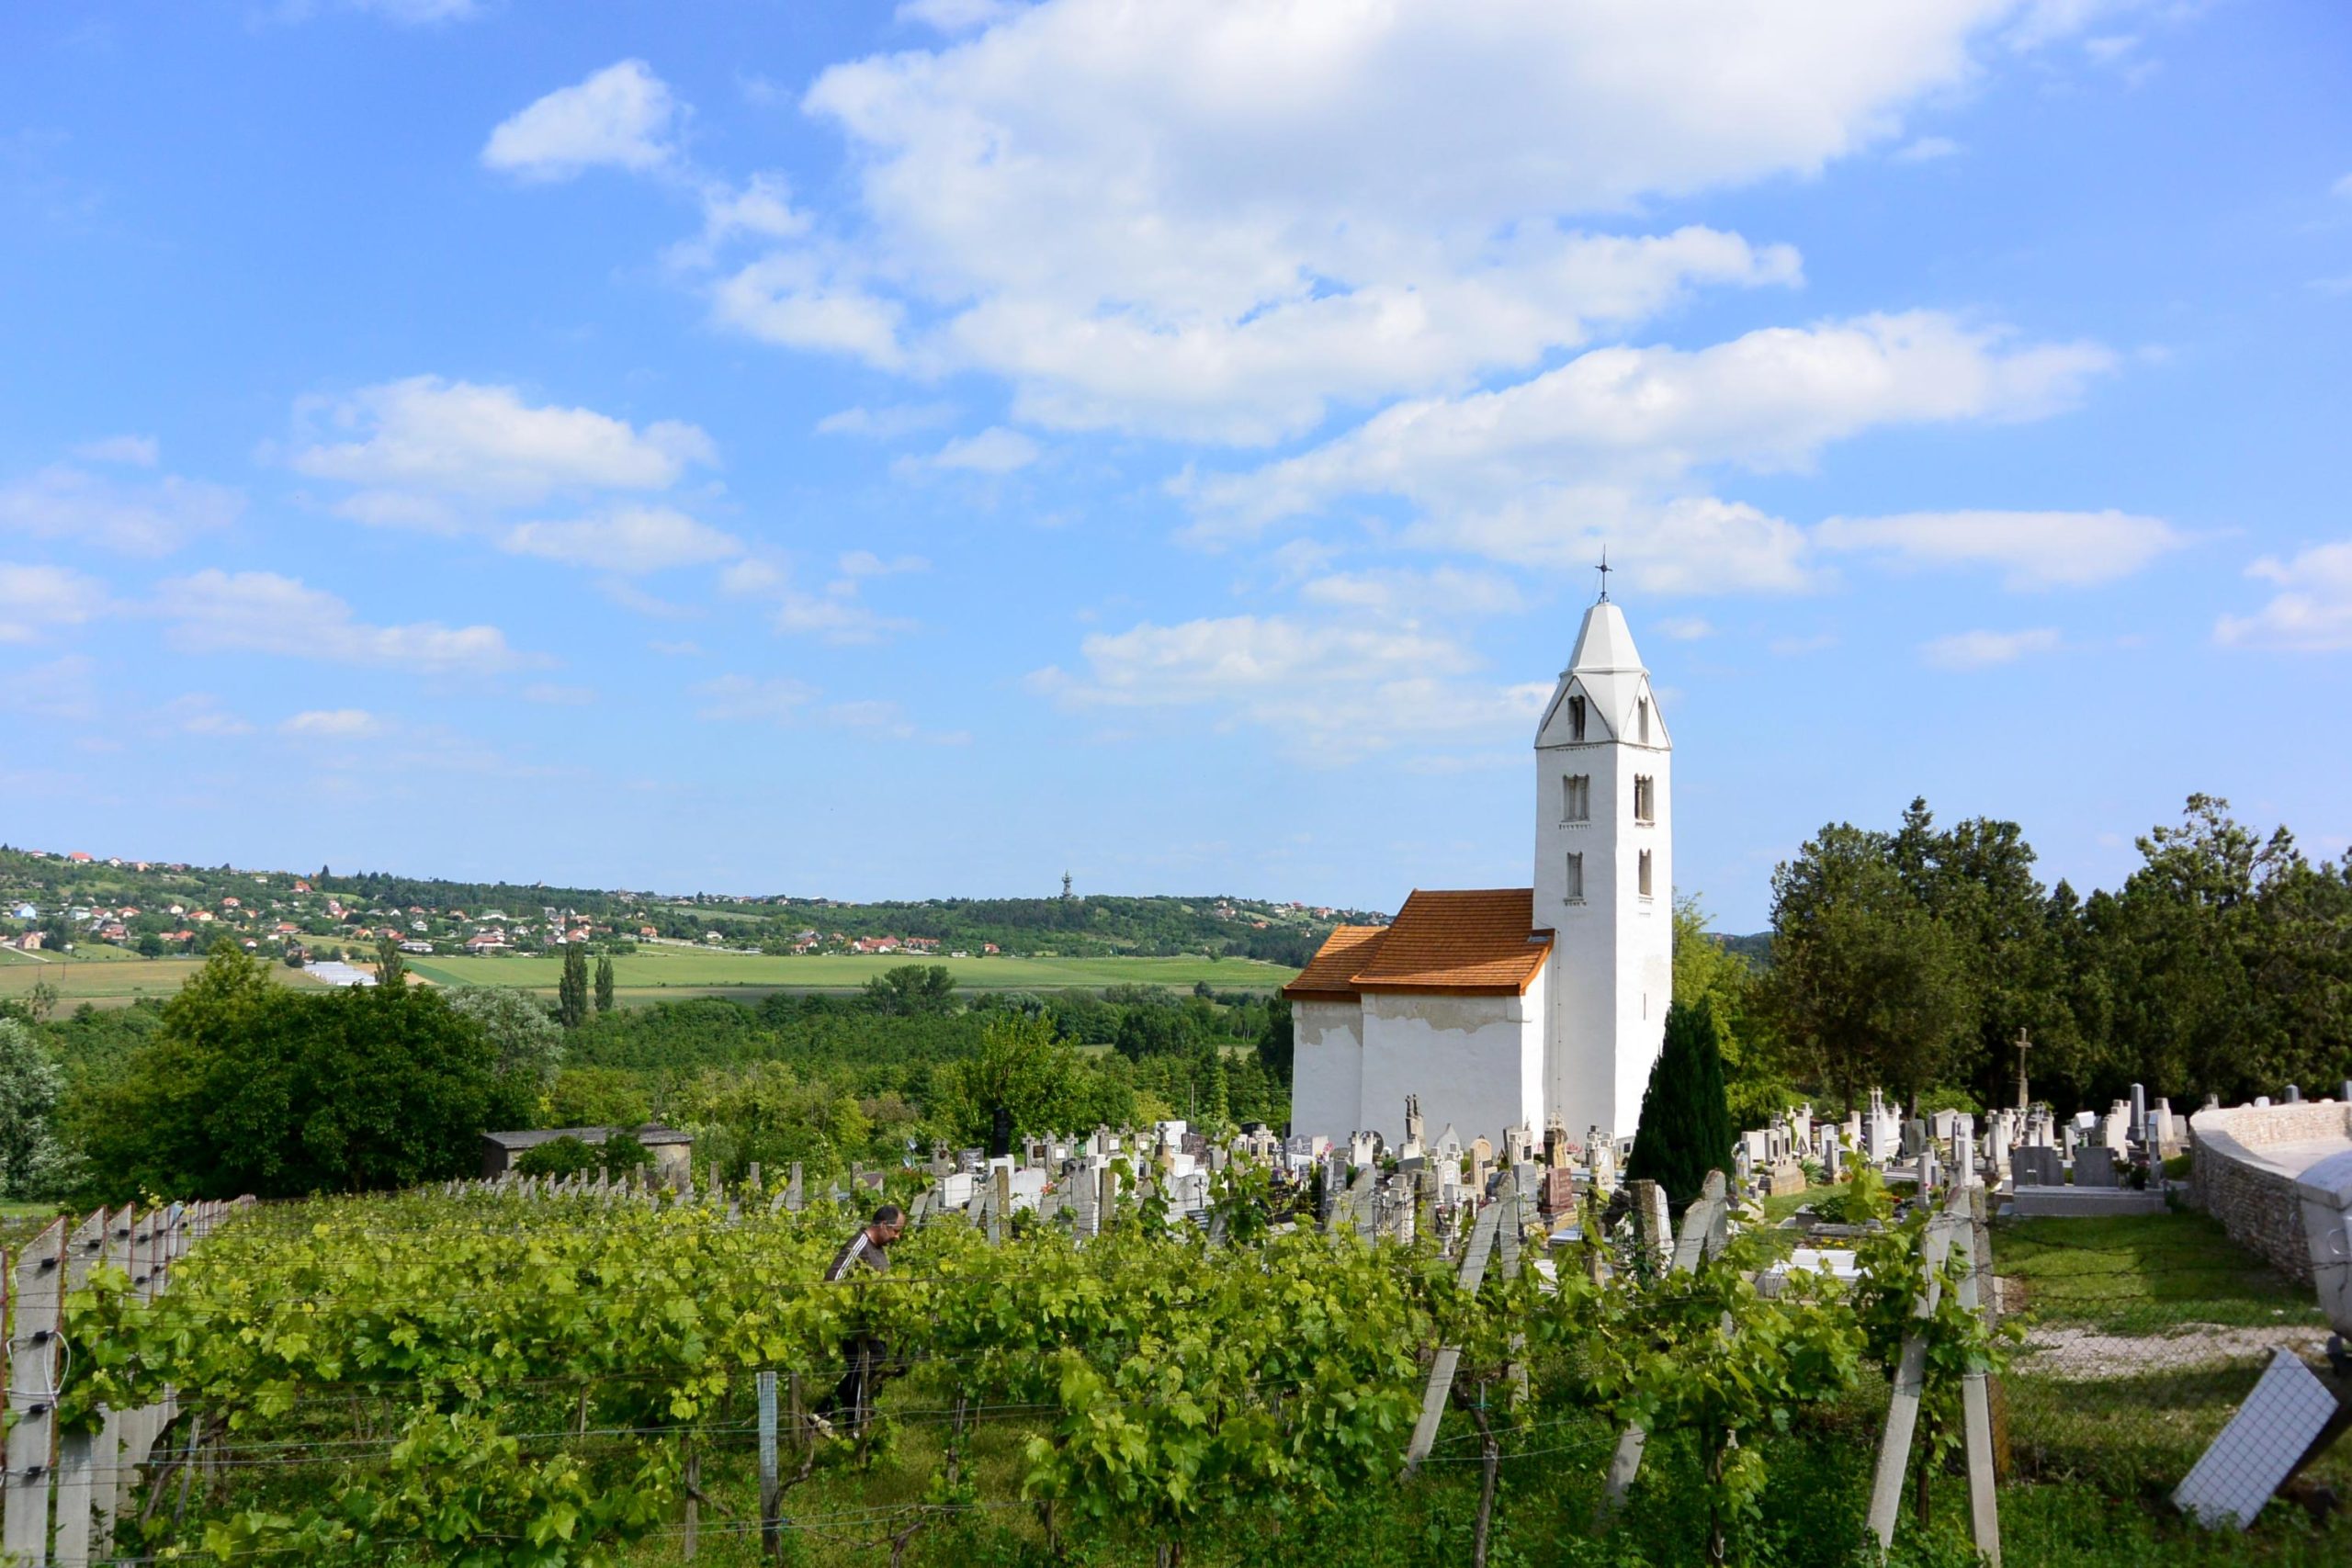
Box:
0 954 326 1006
0 947 1295 1010
405 949 1298 996
1989 1207 2347 1509
1992 1209 2323 1333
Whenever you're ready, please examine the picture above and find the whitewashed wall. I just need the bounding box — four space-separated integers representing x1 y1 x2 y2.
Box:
1289 998 1364 1147
1358 976 1544 1148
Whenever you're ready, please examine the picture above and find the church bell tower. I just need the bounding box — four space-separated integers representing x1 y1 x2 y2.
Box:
1531 583 1672 1140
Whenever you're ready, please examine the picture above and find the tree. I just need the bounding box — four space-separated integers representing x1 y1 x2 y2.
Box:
70 940 524 1201
1623 998 1734 1210
375 933 405 989
558 943 590 1030
863 964 956 1016
1672 894 1787 1128
1760 823 1975 1109
0 1019 74 1199
929 1011 1089 1149
447 987 564 1089
594 955 616 1014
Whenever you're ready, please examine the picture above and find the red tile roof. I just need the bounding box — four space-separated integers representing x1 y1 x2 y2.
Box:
1283 924 1391 1001
1284 888 1551 1000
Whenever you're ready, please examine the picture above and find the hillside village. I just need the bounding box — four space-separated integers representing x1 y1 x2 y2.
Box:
0 845 1376 967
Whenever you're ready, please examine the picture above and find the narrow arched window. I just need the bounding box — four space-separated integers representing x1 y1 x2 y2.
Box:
1568 695 1586 741
1638 697 1650 744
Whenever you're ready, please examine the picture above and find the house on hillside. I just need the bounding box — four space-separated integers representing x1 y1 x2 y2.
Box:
465 930 510 953
480 1125 694 1181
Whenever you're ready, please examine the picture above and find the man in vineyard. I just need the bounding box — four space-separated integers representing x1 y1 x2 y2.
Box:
820 1204 905 1435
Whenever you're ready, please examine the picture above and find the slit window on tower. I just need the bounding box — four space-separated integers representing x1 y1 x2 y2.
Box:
1566 852 1584 902
1634 774 1655 824
1568 694 1586 741
1562 773 1590 822
1638 697 1651 743
1638 849 1654 898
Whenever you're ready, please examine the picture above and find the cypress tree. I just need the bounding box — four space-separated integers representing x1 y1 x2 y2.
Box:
558 944 590 1030
594 955 616 1014
1623 998 1735 1210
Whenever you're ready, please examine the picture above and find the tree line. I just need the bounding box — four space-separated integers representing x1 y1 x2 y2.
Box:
1694 794 2352 1121
0 950 1293 1203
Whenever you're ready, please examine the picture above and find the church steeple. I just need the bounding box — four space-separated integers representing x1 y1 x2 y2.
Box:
1532 593 1673 1141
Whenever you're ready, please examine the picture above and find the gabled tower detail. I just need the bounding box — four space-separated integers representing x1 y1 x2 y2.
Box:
1532 596 1672 1139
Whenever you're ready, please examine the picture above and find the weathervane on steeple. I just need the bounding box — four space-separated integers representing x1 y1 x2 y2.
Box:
1595 546 1611 604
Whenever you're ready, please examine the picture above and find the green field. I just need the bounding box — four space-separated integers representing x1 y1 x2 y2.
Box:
0 955 328 1005
407 947 1297 996
2 945 1297 1008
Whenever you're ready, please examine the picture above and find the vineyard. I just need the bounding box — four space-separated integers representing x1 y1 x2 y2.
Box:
40 1175 2351 1567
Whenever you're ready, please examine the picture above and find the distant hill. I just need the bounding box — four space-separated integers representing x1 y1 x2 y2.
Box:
1715 931 1774 965
0 844 1382 966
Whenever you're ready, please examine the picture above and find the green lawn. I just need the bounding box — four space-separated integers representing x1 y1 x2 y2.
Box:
1994 1209 2322 1333
406 948 1297 996
0 954 329 1005
1991 1207 2344 1511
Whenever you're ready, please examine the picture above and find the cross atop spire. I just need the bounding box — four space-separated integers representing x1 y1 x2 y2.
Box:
1595 547 1611 604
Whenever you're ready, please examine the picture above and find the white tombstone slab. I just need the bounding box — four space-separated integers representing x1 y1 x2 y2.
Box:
2173 1349 2340 1529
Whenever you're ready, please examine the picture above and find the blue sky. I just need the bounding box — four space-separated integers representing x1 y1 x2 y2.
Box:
3 0 2348 930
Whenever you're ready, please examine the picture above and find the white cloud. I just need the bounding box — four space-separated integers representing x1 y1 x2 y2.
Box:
155 570 540 672
924 427 1039 474
1028 613 1551 761
280 708 386 739
482 61 680 181
1296 567 1525 616
284 0 480 22
710 254 909 368
0 655 98 722
1920 626 2062 669
2216 540 2352 651
499 506 745 575
73 434 158 467
663 174 811 268
154 694 253 737
2334 173 2352 199
720 556 917 643
1658 616 1715 640
896 0 1016 30
695 673 820 723
522 682 597 705
0 562 108 642
289 377 714 504
1189 312 2109 592
815 402 957 439
1895 135 1963 162
838 550 929 577
1815 507 2181 588
824 698 971 744
0 463 242 556
656 0 2126 443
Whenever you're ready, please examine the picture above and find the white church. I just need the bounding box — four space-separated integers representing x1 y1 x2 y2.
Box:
1286 592 1672 1151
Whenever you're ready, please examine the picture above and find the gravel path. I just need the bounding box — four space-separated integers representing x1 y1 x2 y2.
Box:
2014 1322 2332 1381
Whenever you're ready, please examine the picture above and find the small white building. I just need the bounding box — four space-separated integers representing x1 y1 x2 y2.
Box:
1287 593 1672 1150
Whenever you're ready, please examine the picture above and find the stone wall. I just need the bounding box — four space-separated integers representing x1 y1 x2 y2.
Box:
2188 1101 2352 1285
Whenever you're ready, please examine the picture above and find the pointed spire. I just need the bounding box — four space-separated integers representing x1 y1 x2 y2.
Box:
1567 598 1645 675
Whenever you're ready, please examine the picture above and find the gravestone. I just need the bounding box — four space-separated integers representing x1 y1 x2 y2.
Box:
2075 1146 2119 1188
2173 1348 2341 1529
2014 1145 2062 1188
2285 1085 2302 1104
1823 1139 1842 1182
2131 1083 2147 1138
